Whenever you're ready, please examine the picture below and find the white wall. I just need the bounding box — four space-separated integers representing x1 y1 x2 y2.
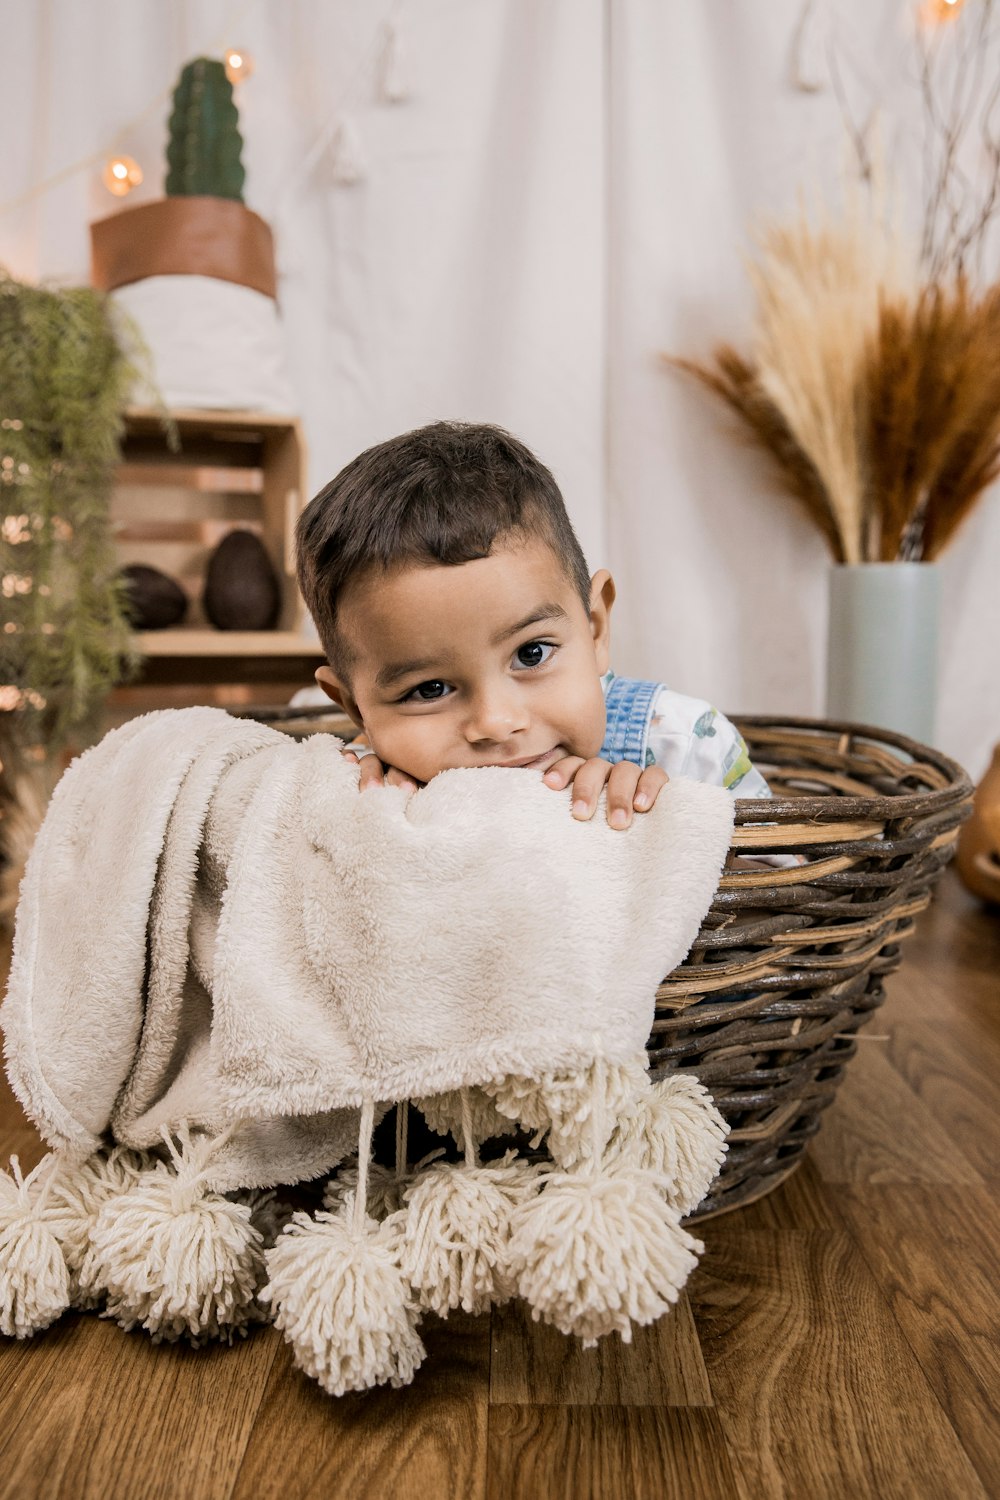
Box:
1 0 996 777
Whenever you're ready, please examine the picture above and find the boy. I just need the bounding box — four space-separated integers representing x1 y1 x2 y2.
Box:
296 421 771 826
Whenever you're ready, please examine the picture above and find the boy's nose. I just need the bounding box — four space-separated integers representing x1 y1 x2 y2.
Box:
464 686 530 744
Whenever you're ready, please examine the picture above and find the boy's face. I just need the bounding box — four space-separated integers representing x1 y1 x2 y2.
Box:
315 536 615 785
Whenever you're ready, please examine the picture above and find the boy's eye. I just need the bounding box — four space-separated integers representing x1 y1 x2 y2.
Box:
514 640 555 670
403 679 451 702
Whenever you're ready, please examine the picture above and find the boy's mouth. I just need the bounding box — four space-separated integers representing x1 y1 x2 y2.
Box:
488 747 564 770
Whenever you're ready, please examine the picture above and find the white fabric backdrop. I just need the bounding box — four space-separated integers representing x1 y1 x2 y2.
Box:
1 0 996 776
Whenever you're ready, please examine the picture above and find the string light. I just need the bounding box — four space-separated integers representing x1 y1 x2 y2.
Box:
224 48 254 85
2 3 400 219
102 155 143 197
920 0 966 24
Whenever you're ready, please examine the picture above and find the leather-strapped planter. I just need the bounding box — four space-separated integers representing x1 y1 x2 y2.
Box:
91 196 277 297
652 717 971 1219
89 197 293 413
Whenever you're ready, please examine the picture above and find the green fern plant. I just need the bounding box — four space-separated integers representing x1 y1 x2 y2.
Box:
165 57 246 201
0 271 137 763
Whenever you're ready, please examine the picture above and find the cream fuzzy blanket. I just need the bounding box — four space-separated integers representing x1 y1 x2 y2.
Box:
2 708 734 1194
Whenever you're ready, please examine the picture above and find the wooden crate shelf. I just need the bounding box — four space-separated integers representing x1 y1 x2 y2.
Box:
106 408 327 718
113 407 313 647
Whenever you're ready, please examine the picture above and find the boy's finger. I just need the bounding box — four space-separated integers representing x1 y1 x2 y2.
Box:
633 767 669 812
385 767 419 793
357 756 387 791
569 759 615 821
605 762 642 829
543 755 585 788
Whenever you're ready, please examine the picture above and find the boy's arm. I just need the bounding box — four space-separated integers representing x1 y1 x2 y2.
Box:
646 692 773 799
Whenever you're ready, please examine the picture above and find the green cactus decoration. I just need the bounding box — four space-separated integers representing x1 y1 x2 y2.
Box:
165 57 246 202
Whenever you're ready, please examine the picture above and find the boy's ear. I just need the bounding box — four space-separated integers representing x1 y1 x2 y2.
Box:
588 569 615 675
314 665 364 729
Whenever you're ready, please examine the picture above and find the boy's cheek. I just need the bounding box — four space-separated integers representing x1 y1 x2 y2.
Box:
368 726 437 787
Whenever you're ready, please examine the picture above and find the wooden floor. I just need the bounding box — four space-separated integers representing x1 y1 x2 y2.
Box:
1 870 997 1500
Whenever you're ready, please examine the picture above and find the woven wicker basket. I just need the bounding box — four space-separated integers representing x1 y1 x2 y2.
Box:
658 717 971 1219
237 707 972 1221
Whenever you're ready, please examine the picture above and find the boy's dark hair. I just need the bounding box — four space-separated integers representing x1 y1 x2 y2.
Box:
296 421 592 677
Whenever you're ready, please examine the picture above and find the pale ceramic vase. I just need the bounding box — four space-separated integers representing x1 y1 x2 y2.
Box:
825 562 940 746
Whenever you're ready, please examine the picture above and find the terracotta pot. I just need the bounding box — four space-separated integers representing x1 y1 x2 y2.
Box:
90 196 277 300
956 743 1000 905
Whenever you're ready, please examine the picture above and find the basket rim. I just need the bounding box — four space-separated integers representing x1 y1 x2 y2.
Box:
731 714 972 821
234 708 973 820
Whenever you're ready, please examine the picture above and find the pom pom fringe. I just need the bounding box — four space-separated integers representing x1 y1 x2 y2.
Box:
263 1099 424 1395
44 1147 152 1308
262 1199 424 1396
233 1187 297 1251
507 1165 703 1347
325 1101 437 1219
397 1091 547 1316
88 1123 264 1344
488 1057 650 1166
2 1059 723 1378
418 1086 516 1145
324 1159 410 1220
609 1073 729 1215
397 1157 531 1315
0 1155 70 1338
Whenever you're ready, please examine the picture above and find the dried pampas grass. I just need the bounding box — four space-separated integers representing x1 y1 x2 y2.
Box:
914 282 1000 559
671 346 849 563
747 192 912 564
670 188 1000 562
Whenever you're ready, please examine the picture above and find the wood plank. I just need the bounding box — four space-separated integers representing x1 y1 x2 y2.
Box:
689 1226 988 1500
705 1155 839 1232
901 872 1000 1004
902 973 1000 1076
114 519 258 545
0 1315 279 1500
125 408 300 433
117 463 264 494
0 1027 46 1175
880 1013 1000 1187
0 1128 46 1177
807 1034 986 1188
230 1312 490 1500
832 1184 1000 1496
134 629 325 658
489 1292 711 1407
485 1406 748 1500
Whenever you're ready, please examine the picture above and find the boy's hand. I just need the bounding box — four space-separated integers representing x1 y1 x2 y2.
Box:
341 741 420 795
543 756 668 830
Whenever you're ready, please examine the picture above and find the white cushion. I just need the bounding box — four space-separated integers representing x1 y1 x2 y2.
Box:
112 274 296 413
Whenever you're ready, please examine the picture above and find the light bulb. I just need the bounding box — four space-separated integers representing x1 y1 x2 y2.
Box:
224 48 254 85
920 0 965 21
102 155 143 197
